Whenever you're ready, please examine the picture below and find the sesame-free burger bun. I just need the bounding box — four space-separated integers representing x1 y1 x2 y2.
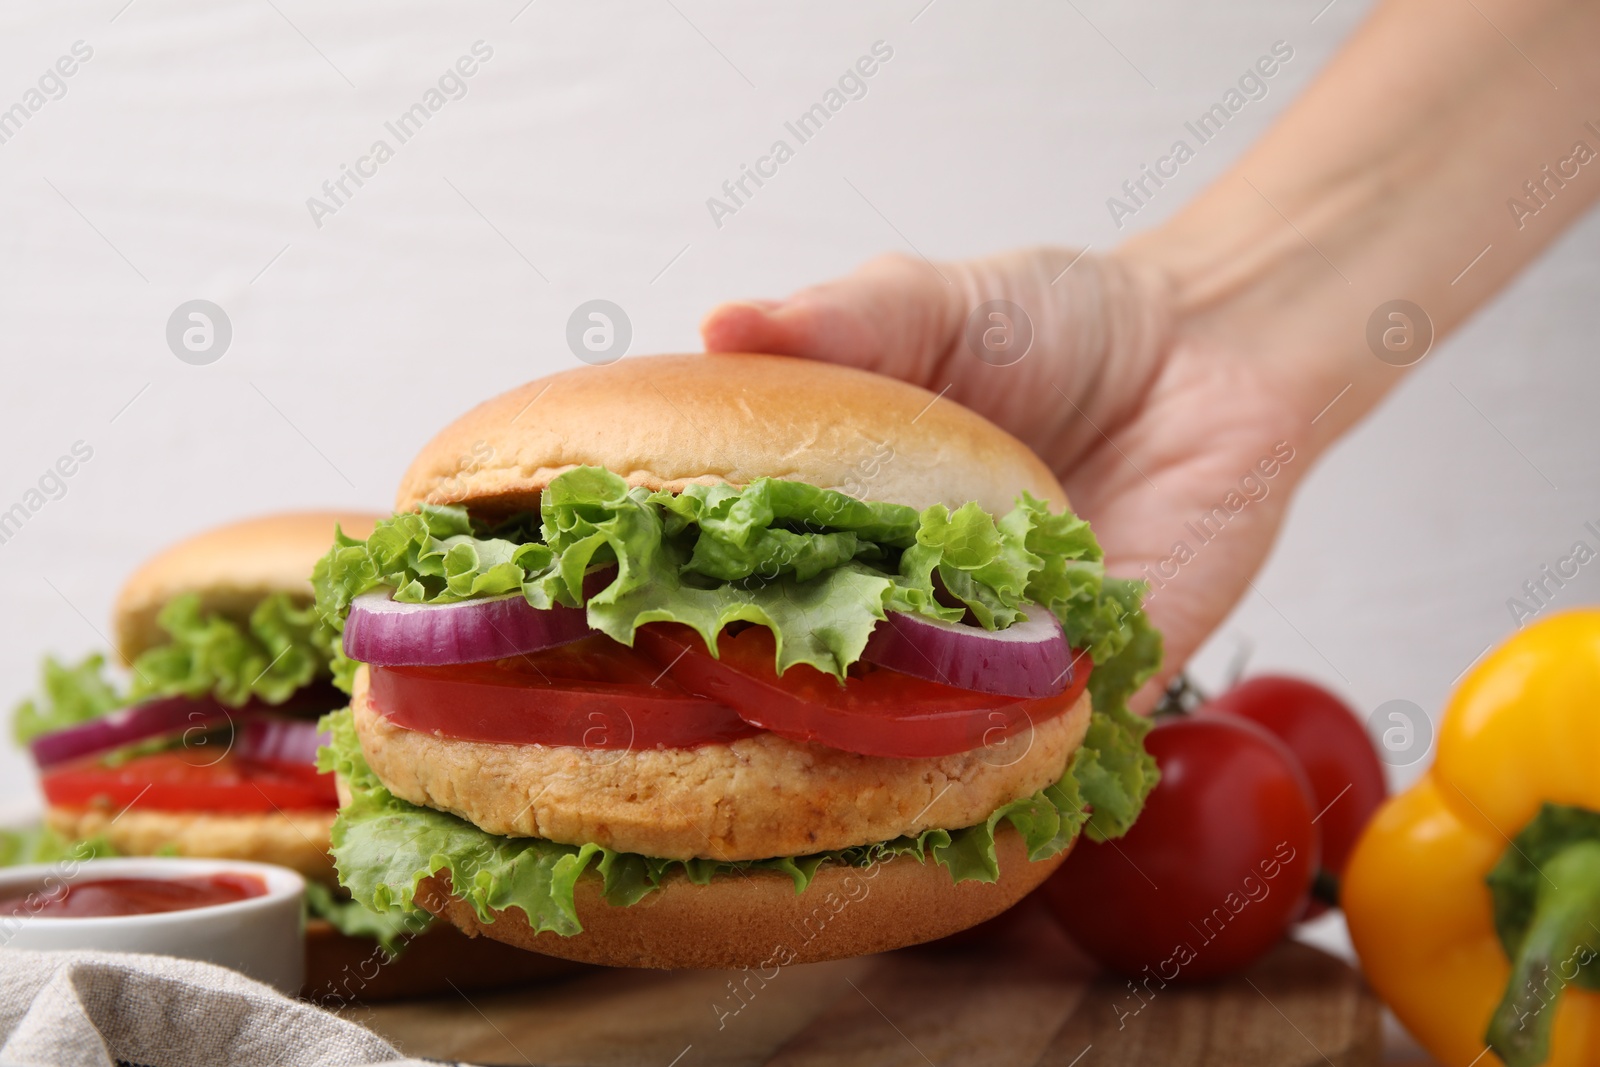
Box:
416 823 1066 969
395 353 1066 516
114 511 381 664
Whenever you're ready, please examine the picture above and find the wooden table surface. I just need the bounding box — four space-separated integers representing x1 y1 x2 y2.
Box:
344 910 1382 1067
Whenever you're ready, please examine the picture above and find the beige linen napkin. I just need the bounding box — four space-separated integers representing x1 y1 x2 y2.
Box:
0 948 447 1067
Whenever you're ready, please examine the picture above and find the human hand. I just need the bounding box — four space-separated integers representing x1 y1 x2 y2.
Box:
701 248 1310 709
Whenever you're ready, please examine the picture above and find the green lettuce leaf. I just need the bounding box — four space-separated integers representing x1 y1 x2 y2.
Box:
12 655 125 746
13 592 335 745
129 592 329 707
303 880 427 956
312 467 1158 697
320 701 1153 938
0 826 117 866
1072 581 1161 840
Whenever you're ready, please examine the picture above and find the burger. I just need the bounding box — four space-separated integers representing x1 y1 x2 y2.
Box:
13 511 373 877
315 353 1161 969
8 512 578 997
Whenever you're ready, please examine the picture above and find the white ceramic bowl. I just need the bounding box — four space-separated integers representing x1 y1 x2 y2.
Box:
0 856 306 993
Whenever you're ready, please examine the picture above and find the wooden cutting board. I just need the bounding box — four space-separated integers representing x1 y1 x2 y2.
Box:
342 909 1380 1067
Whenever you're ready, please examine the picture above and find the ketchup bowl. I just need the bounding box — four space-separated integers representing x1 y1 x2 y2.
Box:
0 857 305 993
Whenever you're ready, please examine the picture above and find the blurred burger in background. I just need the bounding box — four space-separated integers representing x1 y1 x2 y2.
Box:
12 512 370 876
7 512 570 998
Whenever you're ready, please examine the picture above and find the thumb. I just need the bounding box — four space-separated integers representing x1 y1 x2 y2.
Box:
699 253 965 392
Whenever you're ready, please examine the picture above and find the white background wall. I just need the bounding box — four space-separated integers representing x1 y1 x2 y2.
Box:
1 0 1597 814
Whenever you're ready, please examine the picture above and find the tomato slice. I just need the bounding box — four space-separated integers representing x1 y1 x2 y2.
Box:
368 634 762 749
42 750 338 813
634 624 1091 759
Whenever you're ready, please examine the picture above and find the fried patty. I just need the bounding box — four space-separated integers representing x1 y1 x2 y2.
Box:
47 805 338 881
351 665 1090 862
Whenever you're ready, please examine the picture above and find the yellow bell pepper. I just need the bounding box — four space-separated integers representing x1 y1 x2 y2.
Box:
1345 610 1600 1067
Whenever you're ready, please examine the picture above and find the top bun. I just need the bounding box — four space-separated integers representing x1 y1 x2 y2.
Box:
114 511 380 664
396 354 1064 516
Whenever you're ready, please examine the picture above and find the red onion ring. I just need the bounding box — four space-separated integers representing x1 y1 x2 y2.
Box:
234 717 329 767
861 606 1073 699
27 683 347 771
344 589 595 666
29 695 228 770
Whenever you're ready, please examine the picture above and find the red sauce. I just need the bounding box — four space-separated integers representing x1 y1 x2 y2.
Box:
0 873 268 919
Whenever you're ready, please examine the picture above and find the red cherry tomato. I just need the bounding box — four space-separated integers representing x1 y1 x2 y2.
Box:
369 635 760 749
634 623 1089 759
42 750 338 813
1200 675 1386 914
1041 716 1318 982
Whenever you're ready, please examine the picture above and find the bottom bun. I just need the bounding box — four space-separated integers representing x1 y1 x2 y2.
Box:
47 805 337 882
418 825 1067 969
